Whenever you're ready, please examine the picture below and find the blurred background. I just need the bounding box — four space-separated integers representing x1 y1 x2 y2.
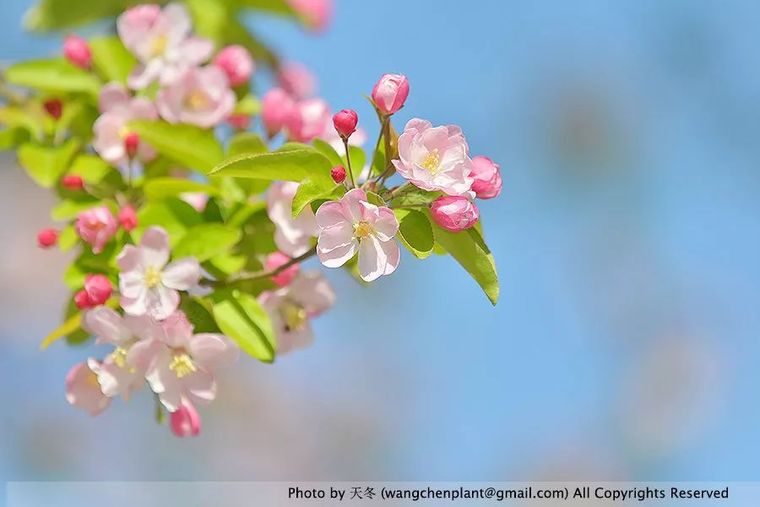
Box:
2 0 759 488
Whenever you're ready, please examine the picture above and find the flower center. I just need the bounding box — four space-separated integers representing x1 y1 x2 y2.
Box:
111 347 129 369
420 149 440 172
169 353 197 379
85 369 100 388
354 221 373 239
144 265 162 288
186 90 210 111
281 301 308 332
151 35 168 57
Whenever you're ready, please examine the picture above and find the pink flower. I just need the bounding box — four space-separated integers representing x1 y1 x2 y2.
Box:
315 188 400 282
333 109 358 139
277 62 316 99
65 360 110 416
145 311 238 412
117 226 201 319
118 205 138 231
393 118 474 197
371 73 409 115
63 35 92 69
76 206 118 253
287 0 333 31
213 45 254 87
285 98 330 143
117 3 213 89
84 274 113 306
261 88 296 137
156 66 236 128
171 399 201 436
430 196 479 232
267 182 318 257
93 83 158 166
470 156 503 199
259 271 335 354
37 228 59 249
265 251 300 287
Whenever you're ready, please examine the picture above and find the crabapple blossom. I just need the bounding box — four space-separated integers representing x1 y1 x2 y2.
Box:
470 156 503 199
37 228 58 248
84 274 113 306
371 73 409 115
43 98 62 119
430 196 479 232
65 359 110 416
261 88 296 137
285 98 330 143
288 0 333 31
156 66 236 128
213 45 254 87
315 188 400 282
117 226 201 320
171 399 201 437
277 62 316 99
118 205 138 231
117 3 213 89
76 206 118 253
259 271 335 354
63 35 92 69
144 310 238 412
265 251 300 287
331 165 346 184
61 174 84 190
267 181 318 257
393 118 474 197
93 83 158 166
333 109 358 139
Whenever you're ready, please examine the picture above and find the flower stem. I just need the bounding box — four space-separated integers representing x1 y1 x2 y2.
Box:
342 138 357 189
204 247 317 288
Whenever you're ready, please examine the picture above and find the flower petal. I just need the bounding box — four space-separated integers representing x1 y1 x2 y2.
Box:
358 235 387 282
162 258 201 290
372 207 399 241
189 333 239 371
317 237 357 268
315 201 346 229
83 307 131 345
140 226 170 268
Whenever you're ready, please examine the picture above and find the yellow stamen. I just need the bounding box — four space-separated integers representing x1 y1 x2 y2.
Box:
354 221 373 239
111 347 129 369
118 126 131 139
169 353 197 379
85 370 100 388
281 301 308 332
151 35 168 57
144 265 162 288
186 91 209 110
420 149 440 172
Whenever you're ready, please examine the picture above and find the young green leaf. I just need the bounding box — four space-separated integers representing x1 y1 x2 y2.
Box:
312 138 343 167
128 120 224 172
394 209 434 259
5 59 100 96
227 132 268 157
18 139 80 188
136 198 203 246
211 290 276 362
209 146 333 187
89 35 136 83
291 178 344 218
173 223 242 262
143 178 220 201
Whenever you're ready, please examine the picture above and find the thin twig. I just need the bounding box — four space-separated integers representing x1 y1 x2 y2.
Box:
203 247 317 288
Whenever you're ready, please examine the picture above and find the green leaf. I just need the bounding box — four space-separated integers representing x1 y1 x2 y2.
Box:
0 105 45 140
389 186 440 208
346 145 366 182
173 224 241 262
394 209 434 259
180 296 220 333
234 95 260 116
228 132 268 157
128 120 224 172
312 138 343 167
291 178 344 218
51 198 100 221
40 311 81 350
58 225 78 252
5 59 100 96
68 154 112 184
236 0 296 16
18 139 80 188
366 191 386 206
429 216 499 305
24 0 141 31
211 290 276 362
0 128 30 150
89 35 137 83
210 146 333 187
143 177 220 200
137 198 203 246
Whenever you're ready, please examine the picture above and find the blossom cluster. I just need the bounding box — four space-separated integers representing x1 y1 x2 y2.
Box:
3 0 500 438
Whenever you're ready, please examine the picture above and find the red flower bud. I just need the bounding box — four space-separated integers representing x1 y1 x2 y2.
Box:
332 109 358 139
83 274 113 306
170 401 201 437
124 132 140 158
63 35 92 70
74 290 93 309
61 174 85 190
331 165 347 184
37 228 59 249
118 205 138 232
43 99 63 120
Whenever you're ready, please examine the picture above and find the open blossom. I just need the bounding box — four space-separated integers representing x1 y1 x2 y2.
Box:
372 73 409 115
393 118 474 197
145 311 238 412
117 3 213 89
285 98 331 143
76 206 118 253
156 66 236 128
117 226 201 320
93 83 158 166
261 88 297 137
470 156 502 199
171 399 201 437
213 45 254 87
287 0 333 31
259 271 335 354
267 182 318 257
277 62 316 99
315 188 400 282
65 360 110 416
430 196 479 232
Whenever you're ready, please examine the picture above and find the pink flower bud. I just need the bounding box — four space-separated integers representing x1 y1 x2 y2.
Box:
227 113 250 130
74 289 93 309
118 205 138 232
43 98 63 120
76 206 118 254
61 174 84 190
63 35 92 69
430 196 479 232
287 0 333 32
124 132 140 158
261 88 296 137
170 401 201 437
330 165 346 184
469 156 502 199
37 228 59 249
371 74 409 115
265 251 300 287
84 274 113 306
213 45 255 87
332 109 358 139
277 62 316 99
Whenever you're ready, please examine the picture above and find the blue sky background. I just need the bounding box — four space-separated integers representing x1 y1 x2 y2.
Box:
1 0 759 490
